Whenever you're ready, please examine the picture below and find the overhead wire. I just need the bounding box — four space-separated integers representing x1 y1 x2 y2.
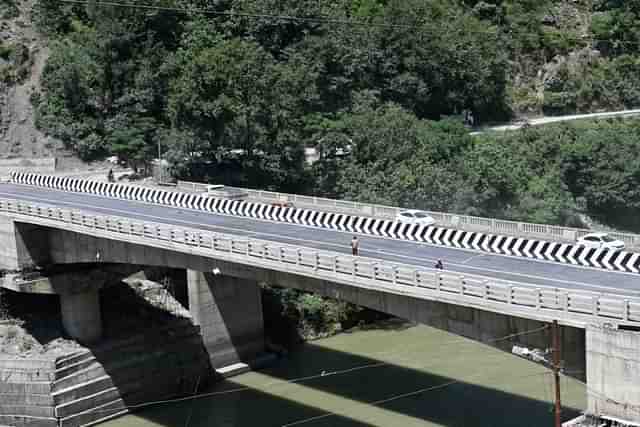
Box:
75 324 550 416
53 0 420 29
51 0 640 46
280 370 552 427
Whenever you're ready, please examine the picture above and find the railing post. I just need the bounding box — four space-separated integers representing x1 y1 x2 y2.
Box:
372 264 377 280
563 292 569 312
246 241 251 256
314 252 319 270
508 286 513 304
459 277 465 295
392 267 397 284
280 247 285 263
436 273 441 292
483 281 489 299
593 295 599 316
536 288 541 309
623 300 630 321
413 270 418 286
333 256 338 272
352 259 357 277
296 249 301 265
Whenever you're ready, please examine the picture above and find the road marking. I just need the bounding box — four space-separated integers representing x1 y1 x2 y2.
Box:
3 186 640 291
461 254 485 264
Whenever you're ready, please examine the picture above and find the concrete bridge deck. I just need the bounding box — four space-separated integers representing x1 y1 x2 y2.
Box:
1 183 640 297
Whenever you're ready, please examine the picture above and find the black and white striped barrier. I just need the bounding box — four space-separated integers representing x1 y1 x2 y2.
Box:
10 172 640 273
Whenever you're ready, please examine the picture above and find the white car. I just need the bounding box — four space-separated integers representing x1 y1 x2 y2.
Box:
395 210 436 226
576 232 625 251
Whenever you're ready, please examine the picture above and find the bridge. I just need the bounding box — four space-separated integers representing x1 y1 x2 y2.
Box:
0 174 639 426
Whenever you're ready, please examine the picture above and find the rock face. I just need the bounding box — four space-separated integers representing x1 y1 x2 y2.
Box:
0 0 61 160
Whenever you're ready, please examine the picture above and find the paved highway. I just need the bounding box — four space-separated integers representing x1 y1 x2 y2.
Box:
2 183 640 297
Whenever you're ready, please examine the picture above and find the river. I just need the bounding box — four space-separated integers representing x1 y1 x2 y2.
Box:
103 322 586 427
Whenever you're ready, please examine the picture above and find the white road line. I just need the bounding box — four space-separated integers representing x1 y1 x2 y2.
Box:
461 254 485 264
2 186 640 286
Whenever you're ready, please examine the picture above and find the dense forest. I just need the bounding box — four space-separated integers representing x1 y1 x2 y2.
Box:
20 0 640 230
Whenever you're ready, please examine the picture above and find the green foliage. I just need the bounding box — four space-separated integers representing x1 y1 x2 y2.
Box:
1 0 19 19
0 42 31 84
30 0 640 232
261 285 361 345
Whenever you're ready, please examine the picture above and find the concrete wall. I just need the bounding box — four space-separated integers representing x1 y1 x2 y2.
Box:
0 218 49 270
188 271 265 368
0 158 55 177
586 326 640 423
0 357 57 427
0 321 211 427
43 228 586 379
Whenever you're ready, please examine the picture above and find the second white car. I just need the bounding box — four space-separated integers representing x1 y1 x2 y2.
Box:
576 232 625 251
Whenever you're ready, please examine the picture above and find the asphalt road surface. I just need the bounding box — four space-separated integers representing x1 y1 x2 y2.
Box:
1 183 640 297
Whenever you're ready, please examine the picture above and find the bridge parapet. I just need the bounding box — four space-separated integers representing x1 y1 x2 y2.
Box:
1 197 639 329
174 180 640 249
9 172 640 273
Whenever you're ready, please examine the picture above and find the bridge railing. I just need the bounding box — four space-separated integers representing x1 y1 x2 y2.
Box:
172 180 640 249
1 197 639 327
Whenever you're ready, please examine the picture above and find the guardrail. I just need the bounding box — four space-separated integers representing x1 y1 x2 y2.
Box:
1 197 639 327
174 180 640 249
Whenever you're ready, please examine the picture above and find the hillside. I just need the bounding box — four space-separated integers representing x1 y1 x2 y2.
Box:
1 0 640 230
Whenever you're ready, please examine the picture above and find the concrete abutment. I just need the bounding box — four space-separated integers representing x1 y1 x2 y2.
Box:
0 217 49 270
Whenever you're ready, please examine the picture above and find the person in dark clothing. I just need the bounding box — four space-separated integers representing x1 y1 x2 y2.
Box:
435 259 444 270
107 169 115 183
351 236 359 256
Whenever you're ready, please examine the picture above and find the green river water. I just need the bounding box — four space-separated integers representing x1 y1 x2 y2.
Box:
103 324 586 427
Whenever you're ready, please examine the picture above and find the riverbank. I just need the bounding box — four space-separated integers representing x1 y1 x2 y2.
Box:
103 322 587 427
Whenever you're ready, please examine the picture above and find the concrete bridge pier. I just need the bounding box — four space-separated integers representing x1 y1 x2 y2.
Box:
187 269 265 368
586 326 640 424
59 287 103 344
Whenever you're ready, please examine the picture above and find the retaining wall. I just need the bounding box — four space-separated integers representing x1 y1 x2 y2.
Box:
0 320 210 427
0 159 55 177
0 357 57 427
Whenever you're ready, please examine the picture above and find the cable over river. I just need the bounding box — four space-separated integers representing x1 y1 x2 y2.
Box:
103 323 587 427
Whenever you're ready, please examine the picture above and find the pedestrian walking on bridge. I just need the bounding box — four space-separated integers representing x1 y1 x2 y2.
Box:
351 236 360 256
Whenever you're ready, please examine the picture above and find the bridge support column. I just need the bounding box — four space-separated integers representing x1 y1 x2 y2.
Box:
187 270 264 368
586 326 640 424
59 288 103 344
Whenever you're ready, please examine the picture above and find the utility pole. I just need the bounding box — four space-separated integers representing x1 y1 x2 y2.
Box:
157 139 163 184
552 320 562 427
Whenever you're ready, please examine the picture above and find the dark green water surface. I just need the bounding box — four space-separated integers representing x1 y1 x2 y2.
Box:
103 324 586 427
